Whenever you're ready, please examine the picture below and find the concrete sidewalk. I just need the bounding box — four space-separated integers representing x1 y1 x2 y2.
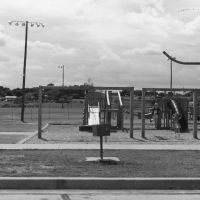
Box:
1 190 200 200
0 132 31 135
1 143 200 150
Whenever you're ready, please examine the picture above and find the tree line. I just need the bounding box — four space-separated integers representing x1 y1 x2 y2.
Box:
0 84 192 102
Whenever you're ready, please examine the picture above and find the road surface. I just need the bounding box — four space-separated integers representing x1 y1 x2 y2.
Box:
0 190 200 200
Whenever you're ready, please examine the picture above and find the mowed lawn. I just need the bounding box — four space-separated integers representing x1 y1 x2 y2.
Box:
0 135 26 144
0 120 38 144
0 101 84 124
0 101 80 132
0 149 200 177
0 101 83 143
0 120 38 132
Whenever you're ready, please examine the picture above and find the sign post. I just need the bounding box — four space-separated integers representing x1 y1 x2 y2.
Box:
92 124 110 161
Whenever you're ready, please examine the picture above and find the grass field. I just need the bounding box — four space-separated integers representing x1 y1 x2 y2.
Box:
0 135 26 144
0 149 200 177
0 120 38 144
0 120 38 132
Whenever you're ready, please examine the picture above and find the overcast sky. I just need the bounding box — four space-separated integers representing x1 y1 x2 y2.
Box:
1 0 200 89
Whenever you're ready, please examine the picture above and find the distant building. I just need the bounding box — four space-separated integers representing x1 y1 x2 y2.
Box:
5 96 17 102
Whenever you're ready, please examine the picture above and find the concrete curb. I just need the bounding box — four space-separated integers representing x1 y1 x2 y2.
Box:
17 123 49 144
2 143 200 150
0 177 200 189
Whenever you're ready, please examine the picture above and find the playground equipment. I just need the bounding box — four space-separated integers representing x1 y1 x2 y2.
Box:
37 85 134 138
144 98 187 132
168 98 188 132
80 90 124 132
141 88 199 139
188 101 200 121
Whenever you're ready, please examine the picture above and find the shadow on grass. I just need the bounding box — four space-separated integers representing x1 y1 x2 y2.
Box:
40 137 48 141
140 136 165 142
130 137 147 142
194 137 200 140
154 136 169 141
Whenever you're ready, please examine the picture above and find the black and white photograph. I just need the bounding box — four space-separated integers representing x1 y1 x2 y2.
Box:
0 0 200 199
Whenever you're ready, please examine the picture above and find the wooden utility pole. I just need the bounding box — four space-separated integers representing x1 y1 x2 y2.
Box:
141 89 145 138
193 91 197 139
38 87 42 138
21 21 28 122
130 87 134 138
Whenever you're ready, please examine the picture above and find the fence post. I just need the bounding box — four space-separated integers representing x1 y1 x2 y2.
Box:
130 87 134 138
193 91 197 139
38 86 42 138
141 88 145 138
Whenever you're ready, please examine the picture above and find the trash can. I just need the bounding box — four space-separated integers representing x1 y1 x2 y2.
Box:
92 124 110 136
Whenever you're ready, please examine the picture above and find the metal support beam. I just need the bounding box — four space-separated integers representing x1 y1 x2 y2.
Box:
143 88 200 92
163 51 200 65
38 87 42 139
100 136 103 160
141 89 145 138
130 87 134 138
42 86 133 91
170 60 172 90
193 91 198 139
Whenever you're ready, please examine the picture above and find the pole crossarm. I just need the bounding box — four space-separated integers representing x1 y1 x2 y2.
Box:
8 20 45 27
163 51 200 65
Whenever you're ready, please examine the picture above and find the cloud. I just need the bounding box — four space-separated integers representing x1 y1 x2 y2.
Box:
123 43 162 56
29 41 77 56
1 0 200 88
28 64 44 70
0 55 9 62
0 25 6 46
95 42 122 62
179 16 200 35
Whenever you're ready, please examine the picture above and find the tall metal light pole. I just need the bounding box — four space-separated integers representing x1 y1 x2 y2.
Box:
58 65 65 86
58 65 65 109
165 56 175 92
8 20 45 122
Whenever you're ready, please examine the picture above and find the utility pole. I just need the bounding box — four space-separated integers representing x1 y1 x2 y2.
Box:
8 20 45 122
21 21 28 122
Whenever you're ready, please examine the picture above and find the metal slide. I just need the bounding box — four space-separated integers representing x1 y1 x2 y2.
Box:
170 99 181 115
117 90 123 106
168 99 183 128
106 90 123 106
106 90 111 106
